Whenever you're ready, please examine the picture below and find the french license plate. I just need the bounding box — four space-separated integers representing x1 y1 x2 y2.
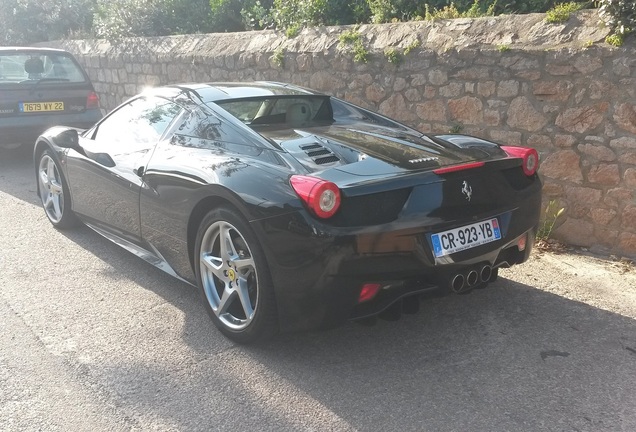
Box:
431 218 501 258
19 102 64 113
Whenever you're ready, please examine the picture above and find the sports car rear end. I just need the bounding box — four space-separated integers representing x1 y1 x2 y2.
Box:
228 97 542 331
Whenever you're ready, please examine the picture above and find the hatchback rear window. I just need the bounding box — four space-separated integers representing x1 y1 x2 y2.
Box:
0 51 87 86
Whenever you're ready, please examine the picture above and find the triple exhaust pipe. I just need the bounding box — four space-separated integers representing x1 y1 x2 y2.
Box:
448 265 494 293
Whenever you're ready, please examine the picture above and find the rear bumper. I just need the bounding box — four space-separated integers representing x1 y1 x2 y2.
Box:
251 182 542 333
0 110 101 145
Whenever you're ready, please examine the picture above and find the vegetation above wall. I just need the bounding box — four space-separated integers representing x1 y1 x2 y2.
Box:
4 0 631 45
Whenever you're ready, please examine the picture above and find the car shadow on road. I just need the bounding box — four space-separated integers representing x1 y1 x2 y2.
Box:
55 224 636 431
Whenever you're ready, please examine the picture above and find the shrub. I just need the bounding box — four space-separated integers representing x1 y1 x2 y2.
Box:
537 200 565 241
271 47 285 67
424 0 497 21
605 33 624 46
94 0 217 38
403 39 421 55
270 0 370 31
598 0 636 37
338 29 370 63
545 2 582 24
0 0 95 44
384 47 402 64
368 0 422 23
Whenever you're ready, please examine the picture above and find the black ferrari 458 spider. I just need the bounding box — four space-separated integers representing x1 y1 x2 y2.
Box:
34 82 541 343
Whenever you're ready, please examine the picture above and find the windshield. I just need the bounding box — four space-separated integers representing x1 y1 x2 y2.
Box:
0 51 87 86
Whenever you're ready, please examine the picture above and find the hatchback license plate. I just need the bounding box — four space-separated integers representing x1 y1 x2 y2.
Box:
19 102 64 113
431 218 501 258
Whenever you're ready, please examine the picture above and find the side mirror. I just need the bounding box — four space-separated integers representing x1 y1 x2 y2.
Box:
54 127 115 167
56 129 80 151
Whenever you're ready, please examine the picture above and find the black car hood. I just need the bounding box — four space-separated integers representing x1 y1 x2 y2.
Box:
257 123 501 176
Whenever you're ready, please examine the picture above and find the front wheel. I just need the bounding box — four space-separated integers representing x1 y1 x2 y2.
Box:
194 207 278 344
37 150 77 229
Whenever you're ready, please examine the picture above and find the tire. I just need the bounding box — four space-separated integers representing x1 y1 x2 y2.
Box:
37 150 78 229
194 207 278 344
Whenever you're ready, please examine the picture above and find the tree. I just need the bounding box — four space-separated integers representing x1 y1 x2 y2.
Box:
1 0 95 45
93 0 214 39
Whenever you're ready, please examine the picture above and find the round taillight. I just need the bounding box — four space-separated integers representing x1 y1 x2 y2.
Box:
525 152 538 175
290 175 341 218
501 146 539 177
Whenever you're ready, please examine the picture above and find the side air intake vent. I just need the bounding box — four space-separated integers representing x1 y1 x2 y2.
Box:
300 143 340 165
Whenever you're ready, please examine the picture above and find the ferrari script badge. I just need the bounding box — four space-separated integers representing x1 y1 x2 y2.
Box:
461 181 472 201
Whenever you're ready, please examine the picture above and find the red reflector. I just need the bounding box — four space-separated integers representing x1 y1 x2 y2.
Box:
358 283 381 303
517 234 527 251
433 161 485 175
86 91 100 109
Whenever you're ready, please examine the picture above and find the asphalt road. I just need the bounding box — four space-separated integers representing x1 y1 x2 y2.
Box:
1 149 636 432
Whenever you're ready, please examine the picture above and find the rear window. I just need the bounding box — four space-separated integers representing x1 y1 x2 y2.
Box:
0 51 87 86
215 96 333 127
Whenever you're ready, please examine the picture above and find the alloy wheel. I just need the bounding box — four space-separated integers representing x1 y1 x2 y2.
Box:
199 220 259 330
38 154 65 224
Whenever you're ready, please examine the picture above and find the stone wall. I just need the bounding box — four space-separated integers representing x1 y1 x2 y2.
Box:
43 10 636 257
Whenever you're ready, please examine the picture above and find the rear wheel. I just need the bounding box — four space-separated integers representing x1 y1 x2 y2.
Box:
194 207 278 344
37 150 77 229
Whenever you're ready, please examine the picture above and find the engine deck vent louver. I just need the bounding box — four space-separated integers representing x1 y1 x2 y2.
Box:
300 143 340 165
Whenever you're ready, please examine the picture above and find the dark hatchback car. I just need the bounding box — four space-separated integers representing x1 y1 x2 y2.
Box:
34 82 542 343
0 47 102 151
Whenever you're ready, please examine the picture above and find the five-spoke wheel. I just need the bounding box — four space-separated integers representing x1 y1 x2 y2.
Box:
195 207 277 343
37 150 76 228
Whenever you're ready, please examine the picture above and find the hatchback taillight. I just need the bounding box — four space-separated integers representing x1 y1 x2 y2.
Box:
86 91 100 109
290 175 341 218
501 146 539 176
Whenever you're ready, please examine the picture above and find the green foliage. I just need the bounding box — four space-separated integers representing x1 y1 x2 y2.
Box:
384 47 402 65
449 123 463 133
464 0 498 17
545 2 582 23
241 1 273 30
285 24 301 38
497 43 510 51
338 29 369 63
208 0 254 32
271 46 285 67
425 3 461 20
338 29 361 45
94 0 217 38
605 33 624 46
368 0 422 23
353 44 370 63
0 0 597 44
403 39 421 55
424 1 498 21
537 200 565 241
0 0 96 44
270 0 370 31
598 0 636 39
495 1 573 14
